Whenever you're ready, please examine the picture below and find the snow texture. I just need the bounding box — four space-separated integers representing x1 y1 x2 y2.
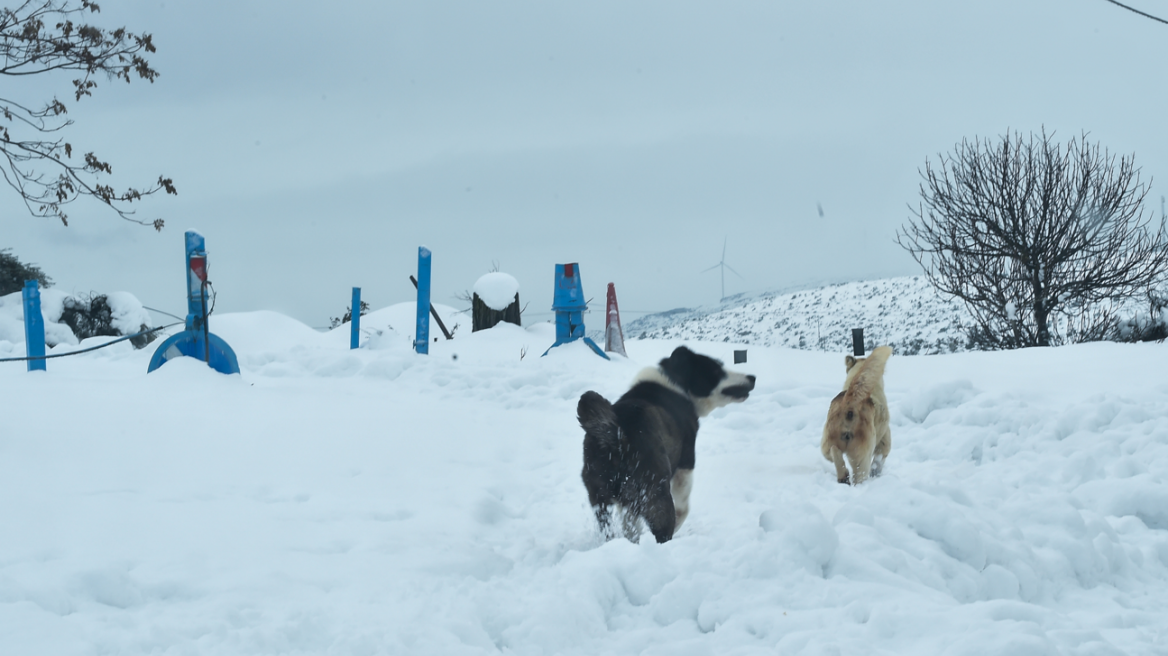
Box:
2 298 1167 655
474 272 520 311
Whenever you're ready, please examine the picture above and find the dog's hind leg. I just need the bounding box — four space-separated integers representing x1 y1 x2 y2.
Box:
848 450 874 486
620 506 643 543
830 447 850 485
625 479 677 543
670 469 694 531
871 429 891 478
593 504 617 540
643 483 677 543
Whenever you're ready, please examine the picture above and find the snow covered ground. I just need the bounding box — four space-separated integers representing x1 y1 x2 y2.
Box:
2 301 1168 655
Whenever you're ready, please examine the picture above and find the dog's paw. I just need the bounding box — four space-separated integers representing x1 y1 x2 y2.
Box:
837 473 851 485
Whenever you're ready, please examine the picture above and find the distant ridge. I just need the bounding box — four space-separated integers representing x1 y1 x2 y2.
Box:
627 276 970 355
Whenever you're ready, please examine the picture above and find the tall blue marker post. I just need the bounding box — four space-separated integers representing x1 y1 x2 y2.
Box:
147 230 240 375
350 287 361 349
415 247 431 354
543 263 609 360
22 280 47 372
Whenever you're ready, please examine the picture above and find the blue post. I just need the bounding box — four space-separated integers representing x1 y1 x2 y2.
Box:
350 287 361 349
184 231 207 335
415 247 431 354
542 263 609 359
147 230 240 375
22 280 47 372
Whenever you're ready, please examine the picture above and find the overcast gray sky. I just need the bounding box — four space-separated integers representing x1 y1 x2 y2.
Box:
5 0 1168 328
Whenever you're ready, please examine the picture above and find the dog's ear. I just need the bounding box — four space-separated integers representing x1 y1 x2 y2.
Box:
661 346 694 377
661 347 693 385
845 355 857 371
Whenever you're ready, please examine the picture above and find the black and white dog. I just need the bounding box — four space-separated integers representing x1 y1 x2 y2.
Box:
577 346 756 543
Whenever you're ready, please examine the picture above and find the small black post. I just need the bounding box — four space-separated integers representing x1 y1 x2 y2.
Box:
733 349 747 364
851 328 865 356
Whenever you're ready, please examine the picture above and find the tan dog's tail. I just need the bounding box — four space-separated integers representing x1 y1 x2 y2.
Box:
845 345 891 401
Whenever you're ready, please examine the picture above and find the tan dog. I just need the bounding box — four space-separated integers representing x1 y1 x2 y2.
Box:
821 345 892 485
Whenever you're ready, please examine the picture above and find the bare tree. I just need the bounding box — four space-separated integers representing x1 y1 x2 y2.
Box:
1 0 175 230
898 129 1168 349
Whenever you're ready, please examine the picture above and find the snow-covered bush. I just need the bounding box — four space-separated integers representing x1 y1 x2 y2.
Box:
58 292 156 349
0 288 77 347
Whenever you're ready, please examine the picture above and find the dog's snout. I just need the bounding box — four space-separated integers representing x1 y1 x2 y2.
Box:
746 375 756 386
841 431 853 442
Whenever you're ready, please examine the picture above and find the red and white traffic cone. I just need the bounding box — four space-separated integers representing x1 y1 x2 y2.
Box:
604 282 627 357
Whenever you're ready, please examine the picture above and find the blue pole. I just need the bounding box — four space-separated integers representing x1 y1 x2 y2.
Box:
22 280 47 372
415 247 431 354
184 231 208 334
350 287 361 349
146 230 239 375
542 263 609 360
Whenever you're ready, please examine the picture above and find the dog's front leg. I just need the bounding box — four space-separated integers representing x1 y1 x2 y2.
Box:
670 468 694 530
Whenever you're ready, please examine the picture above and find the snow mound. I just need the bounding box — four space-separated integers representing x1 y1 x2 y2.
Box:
474 272 519 311
1 289 81 348
104 292 153 336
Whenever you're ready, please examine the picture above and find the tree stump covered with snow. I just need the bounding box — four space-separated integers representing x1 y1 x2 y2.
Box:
472 272 521 332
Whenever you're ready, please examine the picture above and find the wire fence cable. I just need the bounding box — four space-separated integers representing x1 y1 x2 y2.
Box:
1103 0 1168 25
0 321 184 363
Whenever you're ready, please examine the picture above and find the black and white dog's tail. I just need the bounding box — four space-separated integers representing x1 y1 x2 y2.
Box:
577 391 621 450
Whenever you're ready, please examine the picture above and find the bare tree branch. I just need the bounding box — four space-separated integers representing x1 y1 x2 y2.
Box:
0 0 175 229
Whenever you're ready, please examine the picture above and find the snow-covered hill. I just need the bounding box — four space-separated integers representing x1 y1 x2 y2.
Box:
627 276 971 354
2 302 1167 655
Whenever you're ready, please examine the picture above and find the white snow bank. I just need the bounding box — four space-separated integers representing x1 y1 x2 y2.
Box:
474 272 520 311
0 288 79 349
1 289 153 352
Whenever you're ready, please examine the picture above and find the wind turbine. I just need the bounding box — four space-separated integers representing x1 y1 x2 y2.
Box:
702 237 743 301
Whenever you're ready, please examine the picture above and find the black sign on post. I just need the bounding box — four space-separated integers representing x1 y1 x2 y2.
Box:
852 328 865 356
733 349 747 364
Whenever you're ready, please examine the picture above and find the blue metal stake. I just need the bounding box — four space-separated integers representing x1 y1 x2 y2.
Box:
542 263 609 360
184 231 207 334
22 280 47 372
350 287 361 349
415 247 431 354
147 230 240 375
